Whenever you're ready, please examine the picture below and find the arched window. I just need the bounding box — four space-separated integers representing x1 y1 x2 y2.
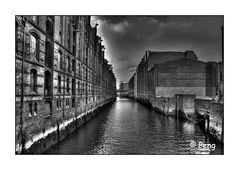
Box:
58 50 63 69
30 33 39 60
46 19 53 38
30 69 37 93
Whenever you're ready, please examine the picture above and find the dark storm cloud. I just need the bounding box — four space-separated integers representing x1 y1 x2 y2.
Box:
91 16 223 87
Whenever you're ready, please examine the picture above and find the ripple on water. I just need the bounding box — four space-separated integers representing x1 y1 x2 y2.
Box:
46 98 223 155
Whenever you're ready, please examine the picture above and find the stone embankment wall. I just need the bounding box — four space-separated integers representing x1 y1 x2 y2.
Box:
135 95 223 143
18 97 116 154
149 97 176 116
195 99 223 143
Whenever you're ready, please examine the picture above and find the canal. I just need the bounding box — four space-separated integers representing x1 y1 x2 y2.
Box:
46 97 223 154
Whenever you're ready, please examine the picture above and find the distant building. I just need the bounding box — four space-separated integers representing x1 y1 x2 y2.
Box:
128 74 135 98
150 59 222 98
118 82 128 97
128 50 223 102
136 50 198 100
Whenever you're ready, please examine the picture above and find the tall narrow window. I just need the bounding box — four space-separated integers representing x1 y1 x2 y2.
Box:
30 69 37 93
58 76 61 93
78 81 80 93
59 52 64 70
57 51 61 68
59 100 61 108
73 45 76 56
45 41 53 67
34 103 37 115
73 31 76 44
72 79 75 95
44 71 52 96
67 56 71 72
66 78 70 93
83 83 85 94
56 50 63 69
29 103 33 117
30 34 38 59
72 98 75 108
78 63 81 77
46 19 53 39
72 59 75 72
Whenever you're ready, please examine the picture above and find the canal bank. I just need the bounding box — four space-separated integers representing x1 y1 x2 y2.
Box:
18 97 116 154
135 95 224 144
45 97 223 154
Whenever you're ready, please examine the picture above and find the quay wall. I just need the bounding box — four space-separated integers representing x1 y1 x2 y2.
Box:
149 97 176 116
196 99 224 143
135 96 223 143
18 97 116 154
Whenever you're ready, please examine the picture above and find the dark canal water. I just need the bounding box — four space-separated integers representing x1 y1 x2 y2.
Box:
46 98 223 154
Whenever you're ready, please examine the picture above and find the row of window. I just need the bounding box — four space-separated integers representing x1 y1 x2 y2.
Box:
57 76 94 95
17 28 94 80
29 68 97 96
56 97 89 111
29 96 106 118
55 51 94 80
17 16 102 71
29 69 51 96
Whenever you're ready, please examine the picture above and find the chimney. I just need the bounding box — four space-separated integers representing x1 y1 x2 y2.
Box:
184 51 197 60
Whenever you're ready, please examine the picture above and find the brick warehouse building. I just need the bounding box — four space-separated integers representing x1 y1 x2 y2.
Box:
129 50 223 102
15 16 116 153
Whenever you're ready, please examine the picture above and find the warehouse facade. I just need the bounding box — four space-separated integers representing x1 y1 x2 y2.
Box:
15 16 116 153
129 50 223 102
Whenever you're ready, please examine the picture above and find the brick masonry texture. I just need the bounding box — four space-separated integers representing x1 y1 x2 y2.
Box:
15 16 117 154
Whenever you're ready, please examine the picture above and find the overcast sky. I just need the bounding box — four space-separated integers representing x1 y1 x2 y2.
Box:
91 16 223 88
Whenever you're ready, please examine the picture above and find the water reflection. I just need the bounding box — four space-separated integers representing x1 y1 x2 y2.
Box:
46 98 223 154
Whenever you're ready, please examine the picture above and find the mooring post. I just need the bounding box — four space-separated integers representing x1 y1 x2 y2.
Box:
57 120 60 142
205 114 210 134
